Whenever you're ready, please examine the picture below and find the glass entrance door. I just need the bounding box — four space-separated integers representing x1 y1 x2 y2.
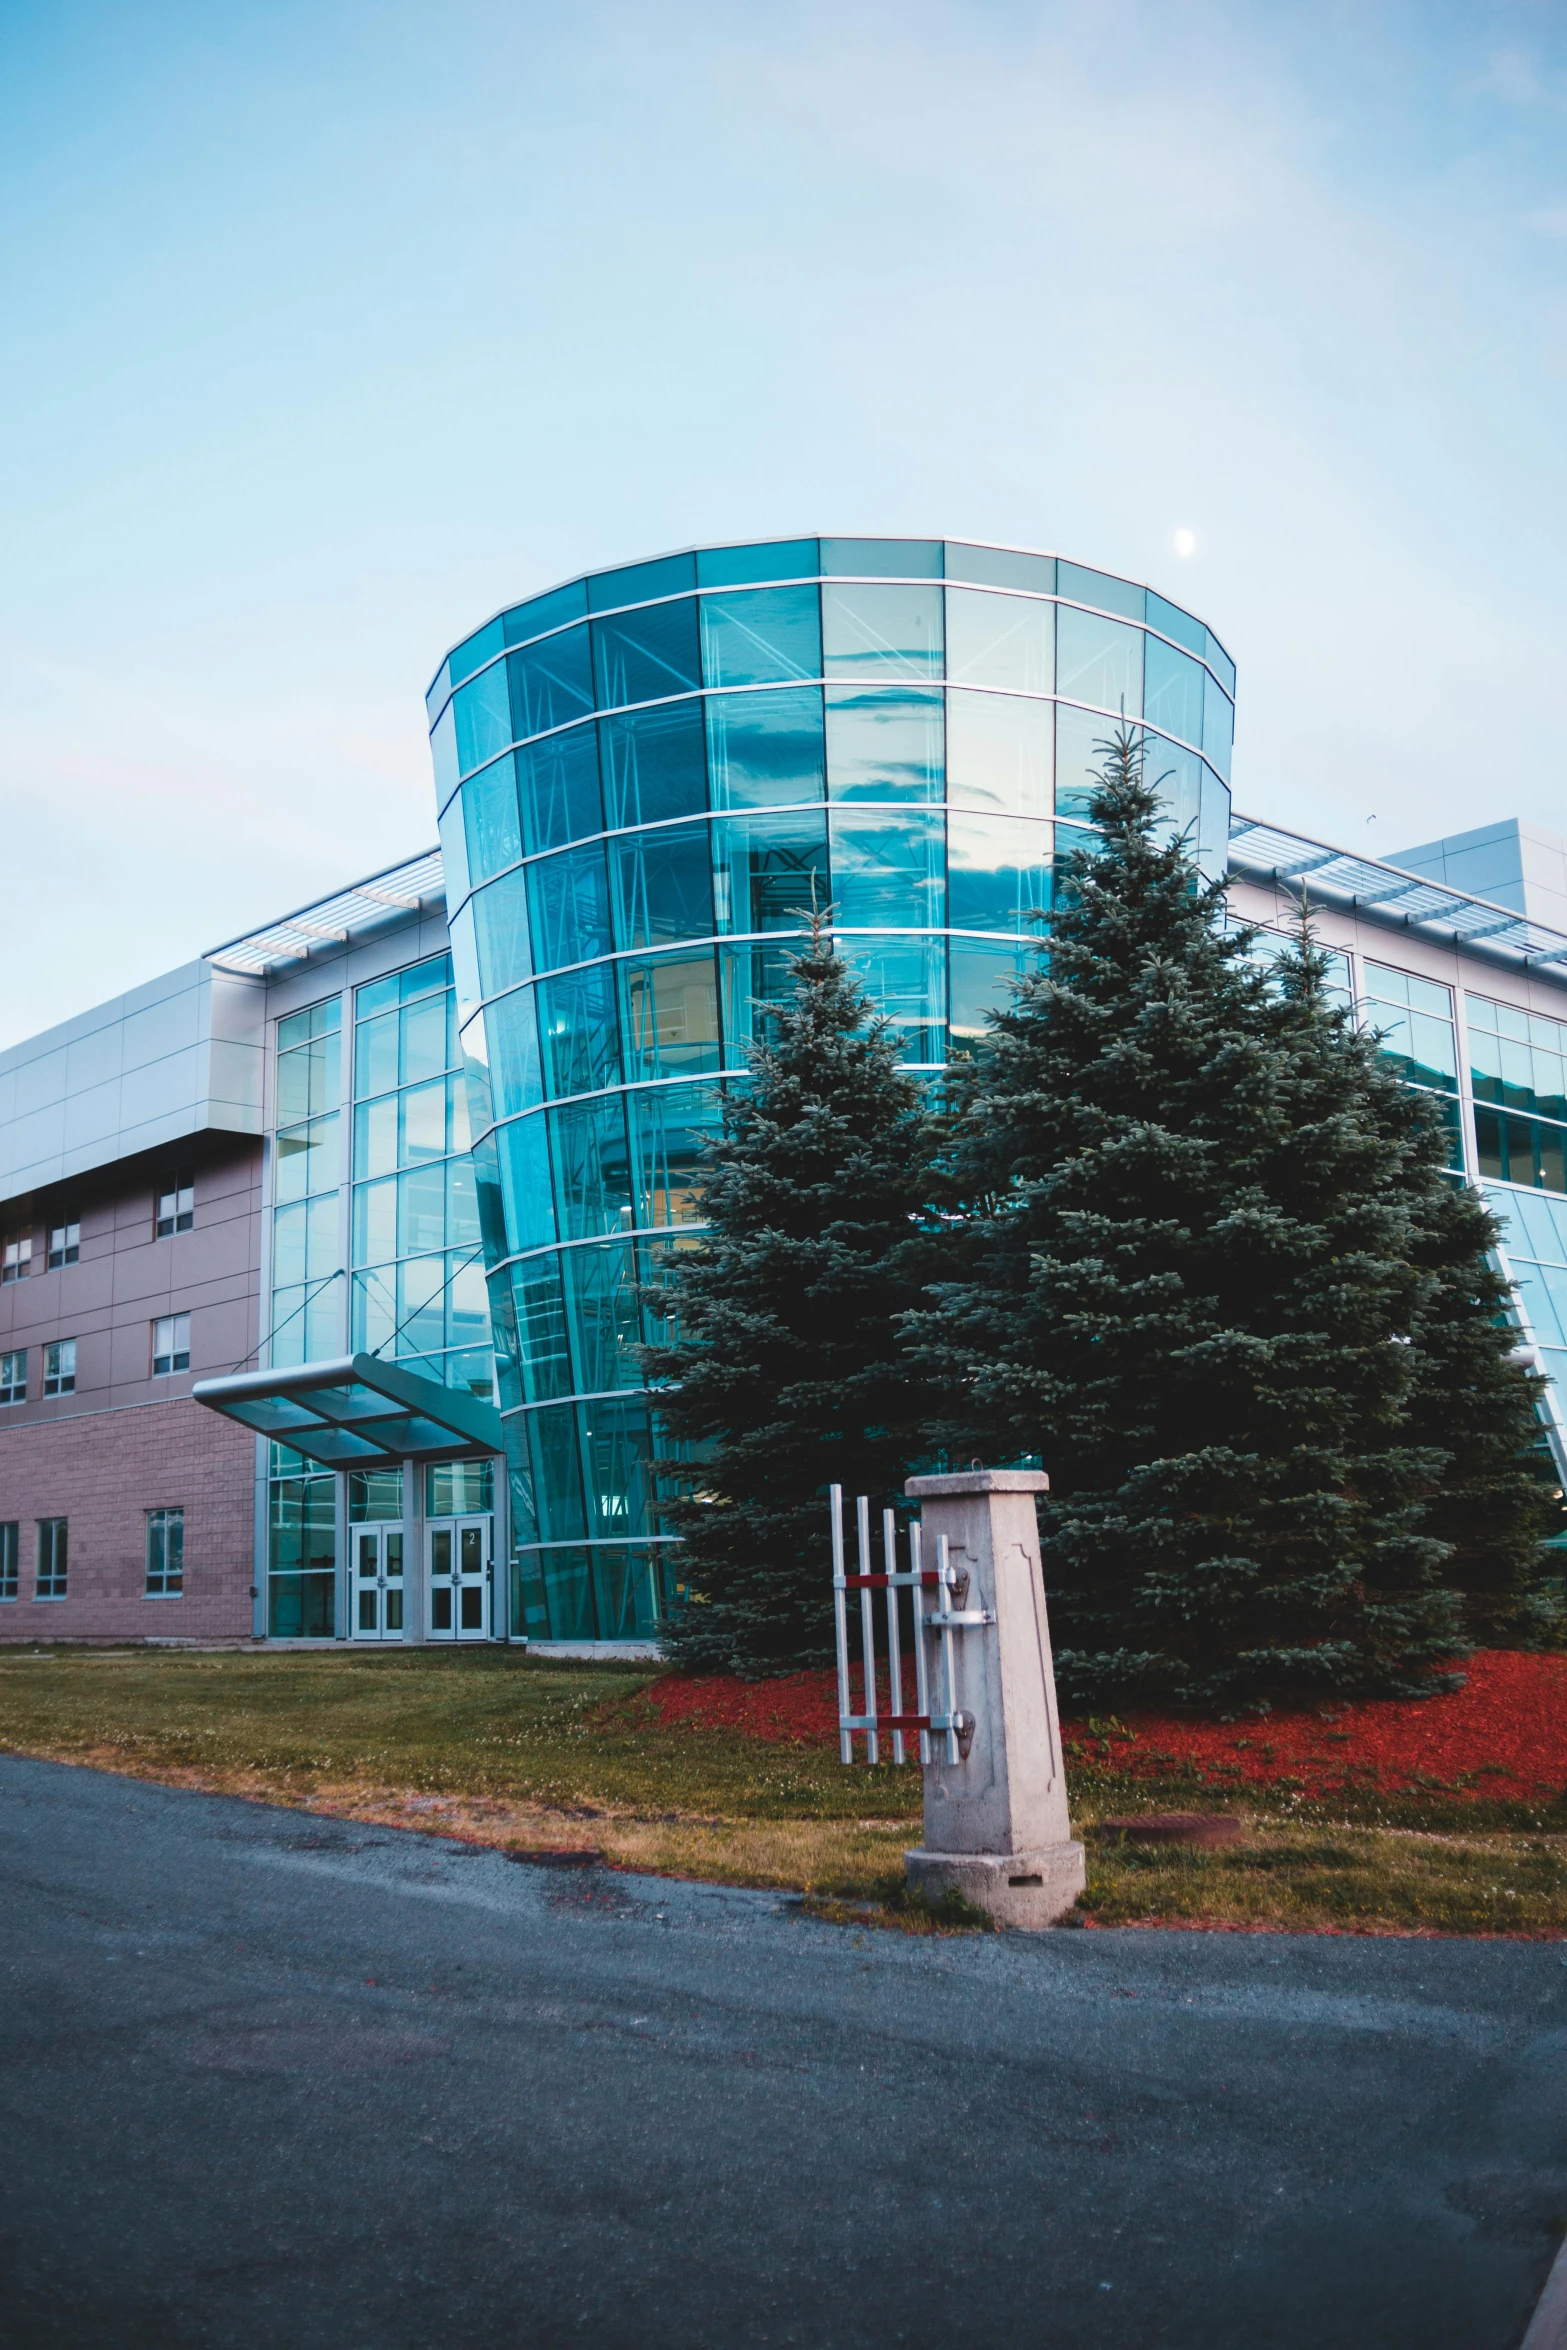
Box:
428 1517 490 1639
352 1524 405 1639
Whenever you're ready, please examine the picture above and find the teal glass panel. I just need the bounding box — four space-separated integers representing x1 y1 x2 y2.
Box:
272 1200 309 1287
398 1076 445 1163
395 955 451 1005
1057 562 1144 622
1054 702 1118 819
267 1571 335 1639
536 963 621 1099
1144 736 1203 841
949 937 1033 1052
525 842 612 973
398 1162 446 1256
1056 607 1143 716
427 1458 494 1515
587 553 696 611
549 1097 634 1239
446 1155 481 1249
830 807 944 929
529 1542 596 1637
462 754 523 884
427 660 452 729
449 616 504 691
488 1268 523 1412
1478 1105 1555 1190
944 690 1051 818
696 540 819 587
843 936 945 1061
947 813 1052 934
1198 767 1230 876
448 1252 489 1352
580 1396 656 1540
712 809 829 934
353 1094 398 1179
821 583 942 680
349 1267 395 1353
1143 637 1206 747
718 938 800 1060
563 1239 641 1392
629 1082 723 1228
1362 964 1458 1094
351 1177 397 1268
392 1254 446 1356
400 994 449 1085
825 688 943 801
506 1255 573 1402
706 687 824 809
429 701 458 806
1364 964 1455 1024
1145 590 1207 659
944 588 1053 693
1203 673 1234 781
619 952 722 1081
503 578 587 646
1205 633 1237 699
486 987 544 1120
821 539 942 578
609 825 714 949
943 544 1056 594
517 725 602 854
349 1468 404 1522
472 874 532 999
598 700 707 829
508 628 594 740
453 662 512 777
495 1116 557 1254
275 1114 338 1203
591 600 701 708
587 1543 665 1640
699 585 821 688
437 792 469 910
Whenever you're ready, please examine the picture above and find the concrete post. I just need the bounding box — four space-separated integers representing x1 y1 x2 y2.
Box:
903 1469 1085 1929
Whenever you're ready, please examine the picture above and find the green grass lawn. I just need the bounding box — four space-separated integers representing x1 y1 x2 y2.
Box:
1 1645 1563 1936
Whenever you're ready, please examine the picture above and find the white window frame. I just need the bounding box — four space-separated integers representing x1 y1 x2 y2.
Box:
0 1349 24 1406
42 1338 76 1398
151 1314 191 1376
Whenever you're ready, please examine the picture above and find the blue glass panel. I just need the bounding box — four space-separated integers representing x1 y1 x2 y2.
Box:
472 874 532 1000
525 842 612 974
629 1082 723 1228
398 1162 446 1256
400 993 450 1085
1205 632 1237 699
712 809 829 934
1054 702 1114 820
718 938 801 1061
1144 637 1206 748
706 687 824 809
448 898 480 1023
696 539 819 587
1056 608 1143 716
447 1251 490 1351
1145 591 1207 659
587 553 696 611
620 953 721 1082
453 662 512 777
436 791 469 911
549 1097 633 1239
610 825 714 951
461 753 523 884
458 1009 494 1142
448 615 505 690
949 937 1033 1052
843 936 945 1061
429 701 457 807
943 544 1056 594
944 588 1053 692
503 578 587 646
526 1402 588 1543
587 1542 665 1640
562 1239 641 1392
487 1264 523 1412
945 690 1052 818
1144 736 1203 844
426 660 451 729
699 585 821 688
494 1116 557 1255
446 1154 481 1249
517 725 602 854
591 600 701 708
1057 562 1144 623
536 963 621 1099
599 700 707 829
1203 673 1235 781
580 1398 655 1542
355 1011 399 1100
948 814 1052 934
397 954 452 1005
486 985 544 1120
821 584 942 680
831 808 944 930
825 688 943 802
508 628 594 739
821 538 942 578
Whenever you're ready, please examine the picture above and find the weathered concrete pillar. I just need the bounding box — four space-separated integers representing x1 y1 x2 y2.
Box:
903 1469 1085 1929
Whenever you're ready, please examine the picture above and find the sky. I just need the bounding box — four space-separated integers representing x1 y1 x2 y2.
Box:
2 0 1566 1046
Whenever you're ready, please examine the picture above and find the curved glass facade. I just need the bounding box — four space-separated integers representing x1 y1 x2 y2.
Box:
428 538 1236 1640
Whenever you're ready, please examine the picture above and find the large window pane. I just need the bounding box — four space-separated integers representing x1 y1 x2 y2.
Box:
1198 768 1229 875
580 1398 656 1543
591 599 701 708
275 1114 338 1203
399 1163 447 1257
1055 701 1118 820
718 938 800 1061
830 808 944 929
1203 673 1235 781
821 584 942 681
599 701 707 830
472 874 532 1000
712 809 829 934
504 579 587 645
487 986 544 1121
944 588 1053 693
495 1116 557 1255
446 1155 481 1249
706 687 824 808
525 842 613 974
588 553 696 610
945 690 1051 818
947 814 1052 934
825 688 943 802
620 953 722 1081
518 726 602 854
1057 562 1144 623
354 1094 398 1179
950 937 1033 1052
453 662 512 776
549 1097 633 1239
400 995 449 1085
821 538 942 578
700 585 821 687
697 539 819 587
536 963 621 1100
1143 637 1206 747
462 754 523 884
351 1177 397 1269
629 1083 723 1228
609 824 714 950
1146 590 1207 659
525 1402 588 1543
1145 736 1203 843
508 627 594 739
843 937 945 1062
1056 608 1143 716
943 544 1055 594
562 1240 641 1393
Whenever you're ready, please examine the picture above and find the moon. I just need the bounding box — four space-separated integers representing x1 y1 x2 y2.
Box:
1173 528 1196 557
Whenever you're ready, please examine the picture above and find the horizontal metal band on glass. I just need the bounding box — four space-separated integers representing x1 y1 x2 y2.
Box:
515 1537 682 1553
501 1387 664 1417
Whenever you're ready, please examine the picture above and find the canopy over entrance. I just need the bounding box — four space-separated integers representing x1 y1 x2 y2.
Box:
193 1354 503 1468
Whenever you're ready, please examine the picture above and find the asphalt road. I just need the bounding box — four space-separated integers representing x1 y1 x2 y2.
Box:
1 1754 1564 2350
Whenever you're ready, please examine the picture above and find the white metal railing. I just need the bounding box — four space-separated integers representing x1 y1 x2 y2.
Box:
829 1484 991 1767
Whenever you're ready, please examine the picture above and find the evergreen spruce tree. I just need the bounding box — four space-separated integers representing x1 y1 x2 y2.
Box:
646 916 938 1676
909 727 1545 1708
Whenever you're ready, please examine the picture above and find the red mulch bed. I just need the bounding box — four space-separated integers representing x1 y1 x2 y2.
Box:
643 1650 1567 1803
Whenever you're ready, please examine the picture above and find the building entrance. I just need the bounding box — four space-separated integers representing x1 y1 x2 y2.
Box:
351 1523 405 1639
428 1517 490 1638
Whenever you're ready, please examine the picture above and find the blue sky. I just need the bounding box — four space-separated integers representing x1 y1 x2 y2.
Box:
2 0 1565 1043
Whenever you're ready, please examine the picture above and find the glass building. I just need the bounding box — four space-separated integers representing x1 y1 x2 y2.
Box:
427 538 1237 1640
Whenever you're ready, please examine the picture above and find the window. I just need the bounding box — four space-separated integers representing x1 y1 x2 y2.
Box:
36 1518 67 1599
156 1169 194 1236
47 1211 80 1268
42 1339 76 1397
2 1230 32 1282
145 1507 184 1597
152 1314 190 1375
0 1350 23 1405
0 1523 16 1601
